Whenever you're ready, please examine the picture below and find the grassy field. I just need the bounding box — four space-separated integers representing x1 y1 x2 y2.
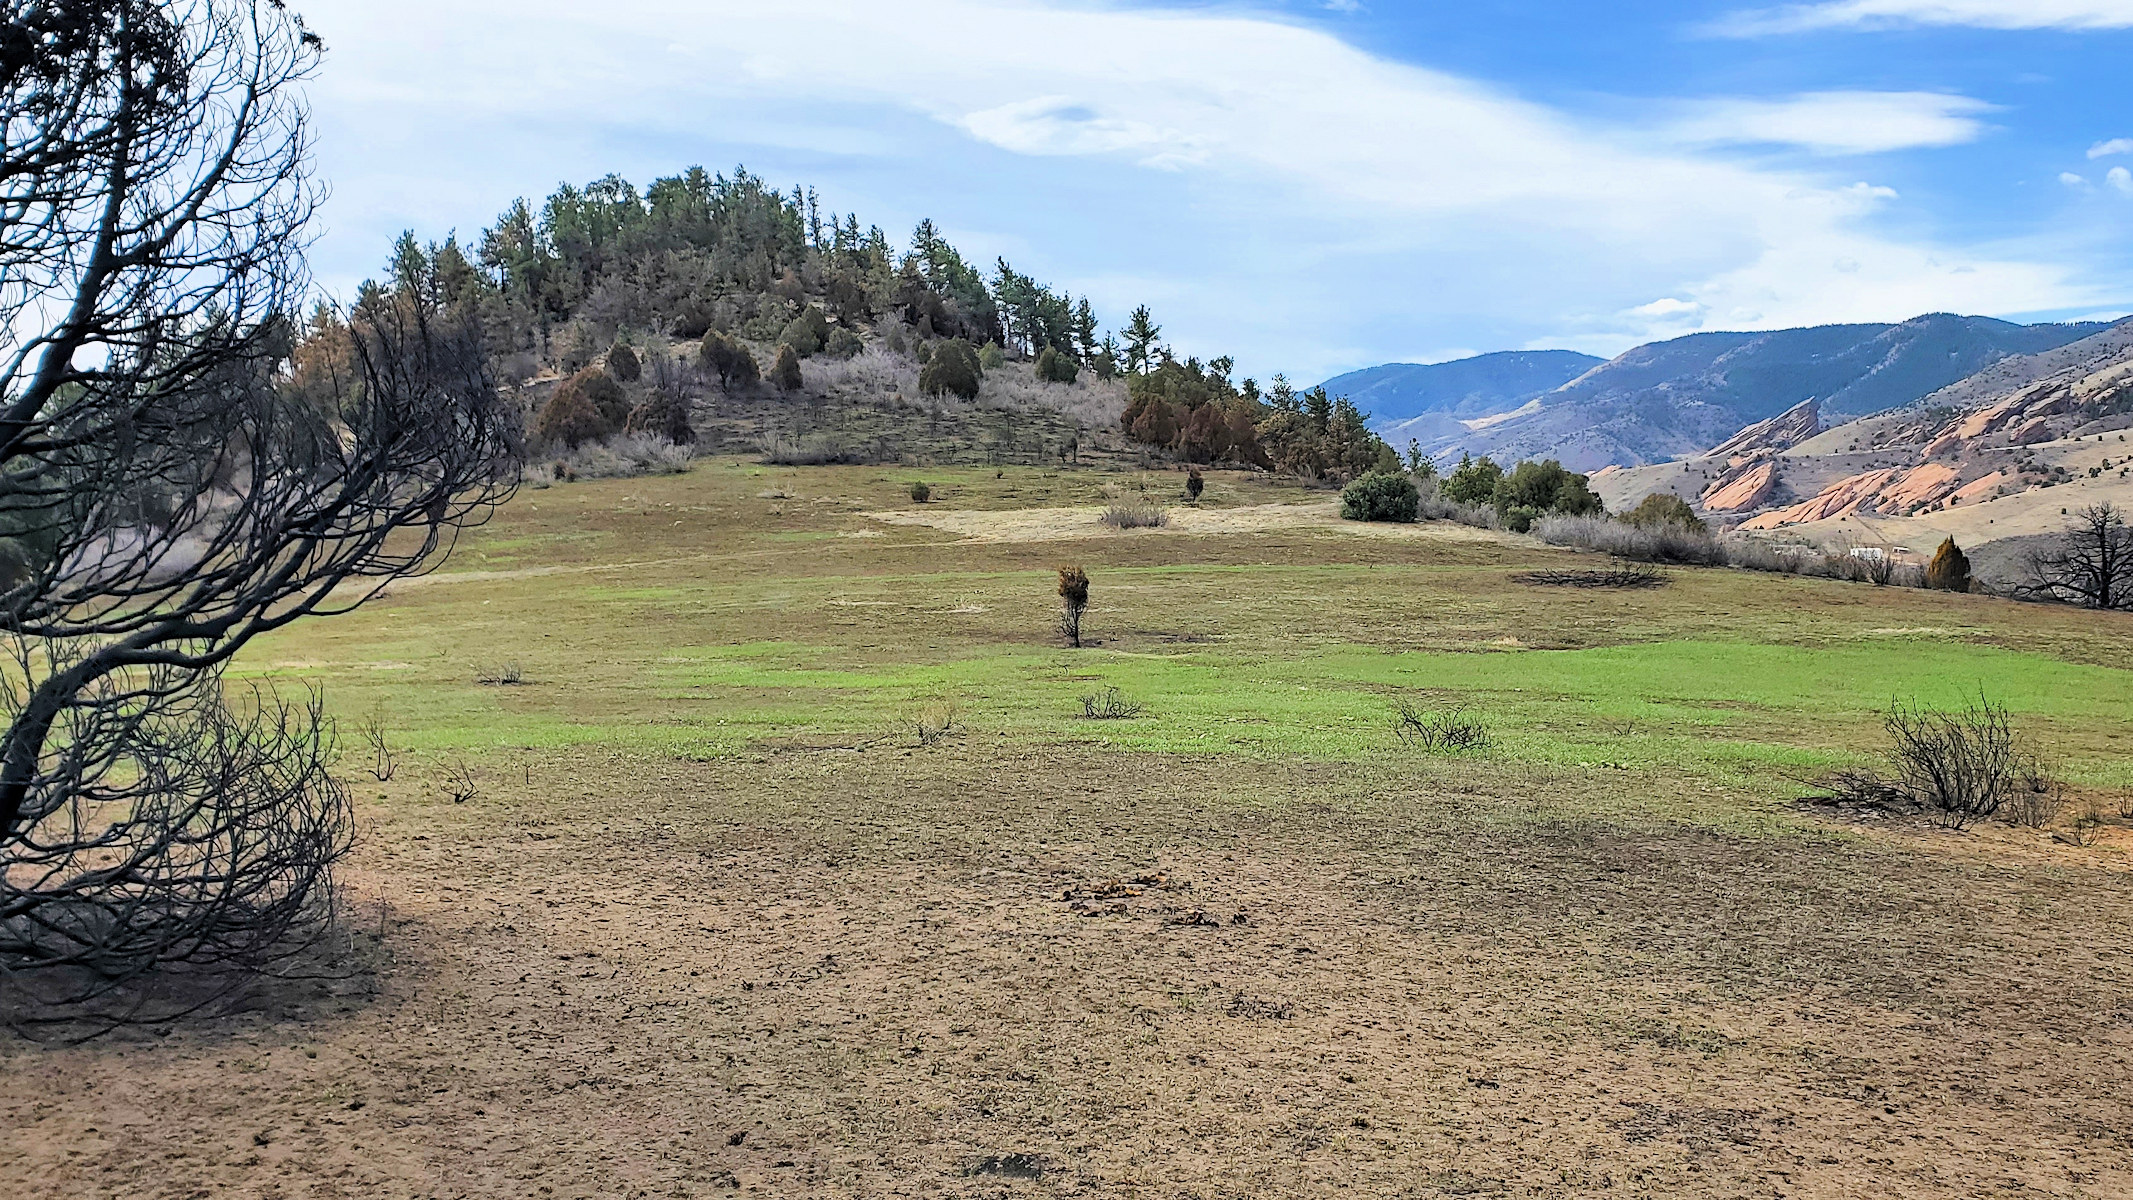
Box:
7 458 2133 1198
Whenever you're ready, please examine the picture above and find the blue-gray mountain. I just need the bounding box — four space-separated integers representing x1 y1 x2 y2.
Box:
1347 314 2113 473
1317 350 1604 422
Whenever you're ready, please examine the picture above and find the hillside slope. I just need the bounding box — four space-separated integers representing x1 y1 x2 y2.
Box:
1408 315 2110 472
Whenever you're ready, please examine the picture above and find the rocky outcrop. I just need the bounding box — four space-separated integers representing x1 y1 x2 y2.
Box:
1708 399 1821 460
1740 469 1905 528
1700 461 1779 513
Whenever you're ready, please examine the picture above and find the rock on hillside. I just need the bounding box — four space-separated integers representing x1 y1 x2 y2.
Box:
1323 350 1603 425
1708 399 1822 459
1410 314 2109 472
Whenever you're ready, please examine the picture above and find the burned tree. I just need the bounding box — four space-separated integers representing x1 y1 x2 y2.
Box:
2022 503 2133 610
0 2 516 1028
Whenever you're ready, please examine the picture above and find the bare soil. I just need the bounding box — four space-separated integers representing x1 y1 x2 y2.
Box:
8 747 2130 1199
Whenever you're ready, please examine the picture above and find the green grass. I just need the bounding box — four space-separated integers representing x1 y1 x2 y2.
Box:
239 459 2133 819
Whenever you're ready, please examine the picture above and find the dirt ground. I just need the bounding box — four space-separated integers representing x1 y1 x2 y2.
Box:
7 747 2131 1199
7 462 2133 1199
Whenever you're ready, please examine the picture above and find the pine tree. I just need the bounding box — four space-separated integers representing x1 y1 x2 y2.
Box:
1121 305 1162 376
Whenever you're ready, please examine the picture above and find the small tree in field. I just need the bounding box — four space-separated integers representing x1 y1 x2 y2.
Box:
1187 468 1205 502
1058 566 1091 648
1926 537 1971 592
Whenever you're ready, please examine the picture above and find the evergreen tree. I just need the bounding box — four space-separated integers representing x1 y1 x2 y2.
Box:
1927 537 1972 592
772 343 804 391
920 339 983 400
1121 305 1162 375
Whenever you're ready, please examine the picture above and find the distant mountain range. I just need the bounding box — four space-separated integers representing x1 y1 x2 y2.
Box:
1589 318 2133 563
1319 350 1603 423
1331 315 2116 473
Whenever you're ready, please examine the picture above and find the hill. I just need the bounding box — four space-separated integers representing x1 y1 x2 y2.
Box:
1395 315 2111 472
1320 350 1602 424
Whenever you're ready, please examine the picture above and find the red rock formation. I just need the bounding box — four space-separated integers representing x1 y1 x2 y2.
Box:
1707 399 1822 459
1700 461 1779 513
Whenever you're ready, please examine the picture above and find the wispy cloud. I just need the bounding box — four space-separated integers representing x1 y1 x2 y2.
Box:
1664 91 1992 154
296 0 2113 375
2091 137 2133 158
2112 167 2133 194
1710 0 2133 36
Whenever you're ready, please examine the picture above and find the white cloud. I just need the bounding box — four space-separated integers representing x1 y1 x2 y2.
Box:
961 97 1206 168
1323 0 1364 11
2061 171 2093 188
2091 138 2133 159
2111 167 2133 194
295 0 2112 376
1711 1 2133 35
1665 91 1992 155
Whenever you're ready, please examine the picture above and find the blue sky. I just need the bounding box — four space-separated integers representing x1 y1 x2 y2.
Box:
300 0 2133 383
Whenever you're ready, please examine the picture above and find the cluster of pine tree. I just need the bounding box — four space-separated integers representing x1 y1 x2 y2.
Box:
327 163 1396 481
1113 310 1396 479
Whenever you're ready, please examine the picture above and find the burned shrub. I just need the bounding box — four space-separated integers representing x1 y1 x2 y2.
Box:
1393 702 1492 753
1058 565 1091 648
1885 696 2019 829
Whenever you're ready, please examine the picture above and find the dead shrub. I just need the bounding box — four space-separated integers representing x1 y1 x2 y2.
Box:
359 711 395 782
1802 767 1909 811
476 663 525 687
1079 688 1145 720
1514 560 1669 589
2005 752 2068 829
1886 695 2019 829
1393 701 1492 753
